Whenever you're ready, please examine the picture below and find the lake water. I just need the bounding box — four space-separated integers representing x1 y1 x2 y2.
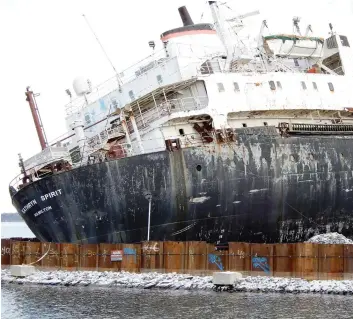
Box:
1 222 35 239
1 284 352 319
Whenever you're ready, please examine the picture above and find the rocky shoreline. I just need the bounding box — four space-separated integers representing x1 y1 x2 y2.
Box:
2 269 353 295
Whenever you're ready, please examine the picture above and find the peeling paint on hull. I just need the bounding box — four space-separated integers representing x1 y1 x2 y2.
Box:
11 128 353 244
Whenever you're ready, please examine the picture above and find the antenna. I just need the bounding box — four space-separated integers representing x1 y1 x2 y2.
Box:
82 14 123 92
293 17 301 36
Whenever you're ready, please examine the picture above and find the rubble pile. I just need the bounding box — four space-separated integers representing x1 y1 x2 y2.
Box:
2 269 353 295
306 232 353 244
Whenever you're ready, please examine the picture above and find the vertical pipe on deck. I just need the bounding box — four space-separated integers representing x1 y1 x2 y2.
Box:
130 114 144 154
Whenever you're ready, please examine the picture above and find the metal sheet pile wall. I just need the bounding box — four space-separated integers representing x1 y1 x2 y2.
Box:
2 239 353 280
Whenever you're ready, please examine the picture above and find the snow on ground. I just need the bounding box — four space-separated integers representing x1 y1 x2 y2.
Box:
1 269 353 294
306 232 353 244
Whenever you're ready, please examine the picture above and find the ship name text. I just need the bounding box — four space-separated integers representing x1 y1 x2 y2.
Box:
34 206 52 217
22 199 37 214
41 189 62 201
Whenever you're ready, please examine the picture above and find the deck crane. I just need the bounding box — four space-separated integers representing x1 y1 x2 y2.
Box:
226 10 260 32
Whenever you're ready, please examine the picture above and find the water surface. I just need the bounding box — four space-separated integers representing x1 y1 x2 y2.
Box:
1 284 352 319
1 222 34 238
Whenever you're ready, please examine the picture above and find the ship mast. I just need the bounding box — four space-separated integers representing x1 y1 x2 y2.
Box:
25 86 48 150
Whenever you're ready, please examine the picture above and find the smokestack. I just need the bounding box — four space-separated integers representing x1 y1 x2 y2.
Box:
178 6 194 26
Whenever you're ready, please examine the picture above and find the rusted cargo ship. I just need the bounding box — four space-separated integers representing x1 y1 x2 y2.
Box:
9 3 353 244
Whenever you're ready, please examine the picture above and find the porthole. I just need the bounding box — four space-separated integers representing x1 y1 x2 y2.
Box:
242 123 247 127
196 165 202 171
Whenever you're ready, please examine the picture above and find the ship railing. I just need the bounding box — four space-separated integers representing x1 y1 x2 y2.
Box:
9 129 214 194
134 96 209 129
64 43 226 116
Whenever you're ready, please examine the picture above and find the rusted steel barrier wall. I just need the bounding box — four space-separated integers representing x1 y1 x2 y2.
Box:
61 243 80 270
273 244 295 278
41 243 61 270
344 244 353 280
1 240 353 279
141 241 163 272
185 241 207 275
1 239 11 268
250 244 273 276
228 243 251 275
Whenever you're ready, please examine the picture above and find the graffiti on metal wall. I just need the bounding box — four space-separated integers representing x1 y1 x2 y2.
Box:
252 256 270 274
208 254 224 271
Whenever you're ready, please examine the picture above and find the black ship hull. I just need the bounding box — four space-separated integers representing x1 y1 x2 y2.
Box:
11 128 353 244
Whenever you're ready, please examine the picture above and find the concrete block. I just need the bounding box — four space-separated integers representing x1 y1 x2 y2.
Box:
10 265 36 277
213 271 242 285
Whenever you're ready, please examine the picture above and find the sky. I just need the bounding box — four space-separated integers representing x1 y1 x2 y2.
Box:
0 0 352 213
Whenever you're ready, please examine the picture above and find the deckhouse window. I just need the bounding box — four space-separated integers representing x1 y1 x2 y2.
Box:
111 98 119 110
294 59 299 67
312 82 318 90
233 82 240 92
328 82 335 92
129 90 135 101
157 74 163 85
276 81 282 90
269 81 276 90
217 83 225 92
301 81 307 90
84 113 92 125
340 35 350 47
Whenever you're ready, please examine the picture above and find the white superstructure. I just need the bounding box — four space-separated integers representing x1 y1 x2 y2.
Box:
16 1 353 184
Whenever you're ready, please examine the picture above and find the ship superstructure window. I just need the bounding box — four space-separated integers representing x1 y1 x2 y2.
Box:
276 81 282 89
233 82 240 92
328 82 334 92
327 35 338 49
217 83 225 92
340 35 350 47
294 59 299 67
301 81 307 90
264 122 268 126
269 81 276 90
111 98 119 110
157 75 163 85
84 113 92 125
312 82 318 90
179 128 185 136
242 123 247 127
129 90 135 101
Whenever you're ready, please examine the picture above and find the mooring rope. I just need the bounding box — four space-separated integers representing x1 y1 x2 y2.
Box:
27 242 52 266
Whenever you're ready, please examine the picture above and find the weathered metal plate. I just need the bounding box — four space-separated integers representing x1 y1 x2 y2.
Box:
273 244 295 278
343 244 353 280
141 241 163 272
163 241 186 273
228 242 251 275
11 241 25 265
250 244 273 276
1 239 11 266
98 244 118 270
60 243 79 270
293 243 319 280
206 243 228 274
121 244 140 273
185 241 207 275
318 244 344 280
41 243 61 269
23 242 41 265
80 244 98 270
